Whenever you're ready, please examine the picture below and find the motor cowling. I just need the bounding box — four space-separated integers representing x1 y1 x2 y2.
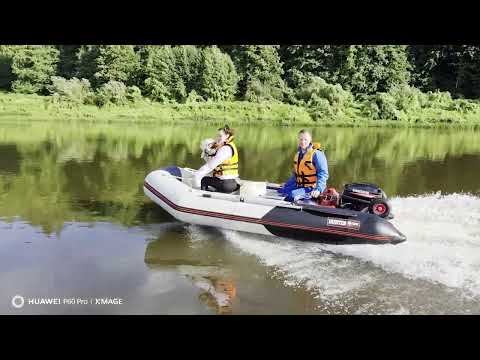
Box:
340 183 392 218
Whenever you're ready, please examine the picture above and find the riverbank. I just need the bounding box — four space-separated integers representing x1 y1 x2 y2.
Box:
1 92 480 128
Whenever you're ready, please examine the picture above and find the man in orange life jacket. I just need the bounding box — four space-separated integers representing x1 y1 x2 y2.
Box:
278 129 329 202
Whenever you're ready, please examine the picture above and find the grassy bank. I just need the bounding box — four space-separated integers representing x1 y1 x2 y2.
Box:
0 92 314 126
1 92 480 128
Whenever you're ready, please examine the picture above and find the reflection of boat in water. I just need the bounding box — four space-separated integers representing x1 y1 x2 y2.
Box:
144 236 236 314
144 166 406 245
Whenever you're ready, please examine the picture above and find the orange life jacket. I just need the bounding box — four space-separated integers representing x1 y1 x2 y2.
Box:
293 142 322 188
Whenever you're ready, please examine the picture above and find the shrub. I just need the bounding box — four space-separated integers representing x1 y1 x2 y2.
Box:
360 100 381 119
293 76 353 120
47 76 94 104
388 85 423 113
448 98 478 113
95 80 128 106
244 79 284 102
361 85 435 121
425 90 452 108
185 90 205 103
295 76 353 108
126 85 142 103
367 93 403 120
308 97 336 119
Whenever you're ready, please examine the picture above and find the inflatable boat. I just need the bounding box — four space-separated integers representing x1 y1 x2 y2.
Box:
143 166 407 245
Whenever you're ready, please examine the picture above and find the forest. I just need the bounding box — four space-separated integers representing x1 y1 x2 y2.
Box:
1 45 480 126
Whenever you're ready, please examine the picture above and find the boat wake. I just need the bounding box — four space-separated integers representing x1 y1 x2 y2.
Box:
221 193 480 313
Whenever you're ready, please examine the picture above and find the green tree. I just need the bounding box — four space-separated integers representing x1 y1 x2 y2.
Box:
198 46 238 101
173 45 202 95
410 45 480 98
76 45 101 86
141 45 186 102
281 45 412 96
334 45 412 95
456 46 480 98
279 45 340 88
409 45 461 94
0 45 19 90
10 45 60 94
225 45 286 101
57 45 81 79
94 45 140 87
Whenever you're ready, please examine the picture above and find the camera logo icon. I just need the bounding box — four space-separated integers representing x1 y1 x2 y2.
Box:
11 295 25 309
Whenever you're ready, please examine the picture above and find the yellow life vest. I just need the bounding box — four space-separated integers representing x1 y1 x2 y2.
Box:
213 139 239 177
293 142 321 188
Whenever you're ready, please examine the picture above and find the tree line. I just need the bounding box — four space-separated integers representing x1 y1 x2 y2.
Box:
1 45 480 99
1 45 480 124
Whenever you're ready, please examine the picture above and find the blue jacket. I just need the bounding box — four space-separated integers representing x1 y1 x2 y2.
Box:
280 144 329 199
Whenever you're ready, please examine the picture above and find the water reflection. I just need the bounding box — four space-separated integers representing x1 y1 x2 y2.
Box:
0 144 22 175
195 277 236 315
0 121 479 234
144 229 237 314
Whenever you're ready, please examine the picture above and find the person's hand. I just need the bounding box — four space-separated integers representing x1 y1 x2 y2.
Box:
311 190 321 198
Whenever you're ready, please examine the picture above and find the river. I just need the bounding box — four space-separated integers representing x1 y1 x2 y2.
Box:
0 121 479 314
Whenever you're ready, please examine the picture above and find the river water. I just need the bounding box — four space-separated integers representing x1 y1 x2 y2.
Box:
0 121 479 314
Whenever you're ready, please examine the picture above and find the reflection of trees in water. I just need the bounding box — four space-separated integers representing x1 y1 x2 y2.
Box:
0 144 22 175
1 121 479 233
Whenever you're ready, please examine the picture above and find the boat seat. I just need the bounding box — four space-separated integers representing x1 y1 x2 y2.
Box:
204 182 241 194
239 181 267 200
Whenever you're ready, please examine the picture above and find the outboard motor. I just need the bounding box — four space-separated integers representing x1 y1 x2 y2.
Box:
340 183 393 219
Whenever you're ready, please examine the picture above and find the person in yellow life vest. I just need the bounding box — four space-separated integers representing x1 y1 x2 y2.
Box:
194 124 239 193
278 129 329 202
